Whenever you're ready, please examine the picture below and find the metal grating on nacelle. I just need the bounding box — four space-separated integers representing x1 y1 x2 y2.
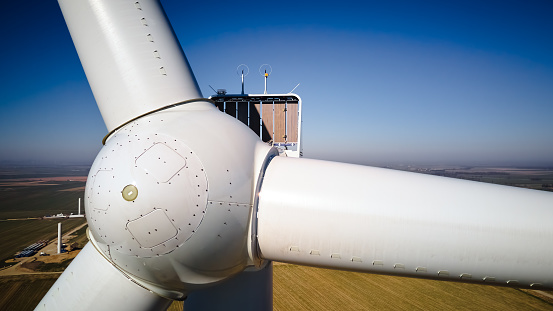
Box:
210 94 302 157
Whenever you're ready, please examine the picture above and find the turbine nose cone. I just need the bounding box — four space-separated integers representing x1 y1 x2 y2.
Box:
81 108 275 295
85 124 209 258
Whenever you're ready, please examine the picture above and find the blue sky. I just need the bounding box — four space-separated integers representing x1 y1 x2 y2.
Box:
1 0 552 166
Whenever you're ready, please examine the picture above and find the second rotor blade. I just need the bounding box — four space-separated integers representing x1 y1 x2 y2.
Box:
58 0 202 131
256 157 553 289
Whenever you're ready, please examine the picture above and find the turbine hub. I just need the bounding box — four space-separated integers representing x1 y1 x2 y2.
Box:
86 130 208 258
83 105 276 298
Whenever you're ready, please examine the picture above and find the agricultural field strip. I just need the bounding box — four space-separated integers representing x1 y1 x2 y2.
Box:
273 264 553 310
0 176 87 187
0 274 59 311
2 167 553 310
0 181 86 219
0 219 86 266
0 221 87 276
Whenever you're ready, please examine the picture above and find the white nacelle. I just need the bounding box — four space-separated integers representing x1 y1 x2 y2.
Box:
85 101 276 298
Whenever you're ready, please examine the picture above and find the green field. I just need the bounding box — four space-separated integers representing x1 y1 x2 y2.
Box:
0 218 86 267
0 165 90 180
0 181 85 219
0 165 88 219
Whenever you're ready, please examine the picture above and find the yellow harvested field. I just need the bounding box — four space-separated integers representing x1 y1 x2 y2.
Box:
3 262 553 310
273 264 553 310
0 274 59 311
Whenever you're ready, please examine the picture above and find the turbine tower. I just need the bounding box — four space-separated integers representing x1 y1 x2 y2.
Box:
37 0 553 310
57 223 61 254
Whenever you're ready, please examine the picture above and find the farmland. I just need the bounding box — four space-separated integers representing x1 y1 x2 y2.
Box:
0 218 86 267
2 263 552 311
273 264 553 310
1 164 553 310
0 181 86 219
0 165 88 219
0 165 88 268
395 165 553 191
0 274 59 311
0 222 87 311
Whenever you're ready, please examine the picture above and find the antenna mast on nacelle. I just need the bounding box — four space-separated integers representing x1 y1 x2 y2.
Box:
236 64 249 95
259 64 272 94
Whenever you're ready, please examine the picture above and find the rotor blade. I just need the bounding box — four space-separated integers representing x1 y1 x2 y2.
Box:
256 157 553 289
58 0 202 131
183 264 273 311
37 242 171 310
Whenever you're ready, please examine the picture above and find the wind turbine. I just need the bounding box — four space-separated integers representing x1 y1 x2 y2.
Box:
37 0 553 310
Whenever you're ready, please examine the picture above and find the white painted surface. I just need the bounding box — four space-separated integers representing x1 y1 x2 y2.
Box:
51 0 283 308
57 222 61 254
87 128 209 258
126 209 178 248
58 0 202 131
54 0 553 309
83 103 275 298
36 243 171 311
257 157 553 289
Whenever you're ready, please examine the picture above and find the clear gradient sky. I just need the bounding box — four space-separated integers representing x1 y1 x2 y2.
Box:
1 0 552 166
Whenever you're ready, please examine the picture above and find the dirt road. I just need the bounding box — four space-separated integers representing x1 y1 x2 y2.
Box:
0 222 87 276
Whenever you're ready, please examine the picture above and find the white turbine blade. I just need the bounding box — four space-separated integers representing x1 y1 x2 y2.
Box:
36 243 171 310
58 0 202 131
256 157 553 289
183 264 273 311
